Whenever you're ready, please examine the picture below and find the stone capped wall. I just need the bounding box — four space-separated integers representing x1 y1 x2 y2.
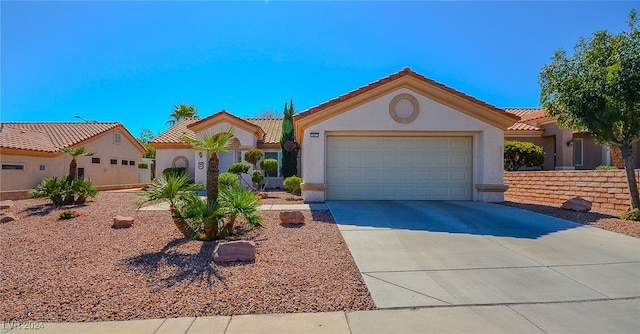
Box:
504 170 640 212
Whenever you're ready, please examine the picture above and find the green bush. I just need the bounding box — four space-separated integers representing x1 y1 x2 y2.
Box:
59 210 79 220
227 162 251 174
596 165 618 170
219 172 240 189
30 177 98 206
504 140 545 171
260 158 278 174
620 208 640 221
244 149 264 166
283 176 302 194
252 170 264 186
163 167 187 178
70 178 98 204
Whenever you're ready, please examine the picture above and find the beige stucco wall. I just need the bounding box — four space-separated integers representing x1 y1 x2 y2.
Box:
0 129 142 191
155 148 195 180
300 88 507 202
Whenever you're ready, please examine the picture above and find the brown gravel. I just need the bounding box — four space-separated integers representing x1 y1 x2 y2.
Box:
259 190 303 205
502 197 640 238
0 191 374 322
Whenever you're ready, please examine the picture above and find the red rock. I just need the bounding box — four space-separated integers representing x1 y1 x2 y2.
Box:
561 197 592 212
279 211 305 224
213 240 256 262
0 200 13 210
258 192 269 199
112 215 134 228
0 213 17 223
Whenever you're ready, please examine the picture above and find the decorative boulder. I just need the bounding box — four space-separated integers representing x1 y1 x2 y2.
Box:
0 213 17 223
279 211 305 225
213 240 256 262
257 192 269 199
0 200 13 210
561 197 592 212
112 215 134 228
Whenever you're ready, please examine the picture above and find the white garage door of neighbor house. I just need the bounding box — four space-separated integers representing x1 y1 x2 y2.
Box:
326 136 472 200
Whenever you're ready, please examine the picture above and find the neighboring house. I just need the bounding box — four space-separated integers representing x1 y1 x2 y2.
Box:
504 108 640 170
294 68 518 202
0 122 146 191
150 112 285 189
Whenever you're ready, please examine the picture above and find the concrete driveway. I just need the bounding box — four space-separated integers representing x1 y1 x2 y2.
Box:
327 201 640 331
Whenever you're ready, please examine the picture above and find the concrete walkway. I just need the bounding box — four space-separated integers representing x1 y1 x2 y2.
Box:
138 202 327 211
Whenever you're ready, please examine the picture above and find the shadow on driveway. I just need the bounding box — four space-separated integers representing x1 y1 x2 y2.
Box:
327 201 581 239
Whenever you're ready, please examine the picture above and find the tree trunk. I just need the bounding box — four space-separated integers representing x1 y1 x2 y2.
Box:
620 143 640 210
207 153 220 202
611 145 624 168
69 158 78 180
170 206 194 239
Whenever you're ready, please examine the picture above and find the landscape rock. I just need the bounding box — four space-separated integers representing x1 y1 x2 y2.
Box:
112 215 134 228
561 197 592 212
0 200 14 210
0 213 17 223
279 211 305 224
213 240 256 262
257 192 269 199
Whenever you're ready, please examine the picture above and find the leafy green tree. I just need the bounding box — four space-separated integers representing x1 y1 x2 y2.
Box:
280 99 298 178
539 9 640 209
60 147 94 180
182 128 234 203
167 103 199 126
137 128 156 159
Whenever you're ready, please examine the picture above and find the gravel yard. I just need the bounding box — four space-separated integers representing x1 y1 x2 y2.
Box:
502 196 640 238
0 190 374 322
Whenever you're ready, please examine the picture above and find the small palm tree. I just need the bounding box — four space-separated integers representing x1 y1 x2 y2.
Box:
137 174 204 238
182 128 234 203
218 186 263 237
60 147 94 180
166 103 198 126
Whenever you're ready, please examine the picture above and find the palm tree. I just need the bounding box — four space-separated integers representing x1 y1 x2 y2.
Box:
137 174 204 238
60 147 94 180
218 185 263 237
166 103 198 126
182 128 234 203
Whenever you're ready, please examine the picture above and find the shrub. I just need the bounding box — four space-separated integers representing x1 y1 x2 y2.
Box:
219 172 239 189
163 167 187 178
620 208 640 221
260 158 278 174
59 210 78 220
71 178 98 204
252 170 264 186
243 149 264 166
283 176 302 194
596 165 618 170
227 162 251 174
504 140 545 171
30 177 69 206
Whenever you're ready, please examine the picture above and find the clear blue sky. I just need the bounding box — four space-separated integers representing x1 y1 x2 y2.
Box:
2 1 637 137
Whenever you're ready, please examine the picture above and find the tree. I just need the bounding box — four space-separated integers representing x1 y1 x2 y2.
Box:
539 9 640 210
256 109 278 118
167 103 199 126
181 128 234 203
504 140 545 171
60 147 94 180
280 99 298 178
137 128 156 159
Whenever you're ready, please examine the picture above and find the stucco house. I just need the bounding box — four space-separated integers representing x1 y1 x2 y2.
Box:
150 112 285 189
154 68 519 203
0 122 146 192
505 108 640 170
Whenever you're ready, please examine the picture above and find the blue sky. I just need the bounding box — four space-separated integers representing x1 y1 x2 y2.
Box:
2 1 638 138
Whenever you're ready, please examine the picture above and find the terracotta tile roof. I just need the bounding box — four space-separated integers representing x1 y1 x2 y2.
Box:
246 118 283 144
151 116 283 145
0 122 121 153
507 122 542 131
504 108 546 122
296 67 519 122
150 118 199 144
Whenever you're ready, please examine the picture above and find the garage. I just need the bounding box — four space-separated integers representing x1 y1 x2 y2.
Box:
326 136 472 200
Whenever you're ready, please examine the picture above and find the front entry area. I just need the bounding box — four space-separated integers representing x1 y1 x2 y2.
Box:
326 136 472 200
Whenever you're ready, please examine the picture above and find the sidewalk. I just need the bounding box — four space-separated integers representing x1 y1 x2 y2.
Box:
138 203 327 211
4 299 639 333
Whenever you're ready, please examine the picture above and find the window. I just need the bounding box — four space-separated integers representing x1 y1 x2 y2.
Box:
114 132 121 143
78 168 85 179
39 165 46 171
121 160 127 165
129 160 135 166
573 138 584 166
2 164 24 170
110 159 117 165
92 157 101 164
264 152 280 177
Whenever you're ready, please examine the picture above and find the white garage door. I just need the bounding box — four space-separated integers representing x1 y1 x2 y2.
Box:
326 137 472 200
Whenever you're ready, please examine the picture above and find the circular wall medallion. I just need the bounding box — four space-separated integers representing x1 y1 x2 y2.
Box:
389 93 419 124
